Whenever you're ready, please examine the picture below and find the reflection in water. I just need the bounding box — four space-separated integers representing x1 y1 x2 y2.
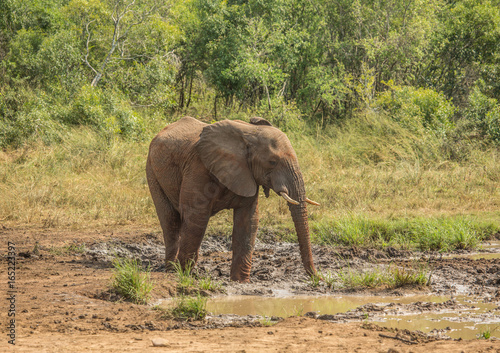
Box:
206 295 500 340
207 294 448 317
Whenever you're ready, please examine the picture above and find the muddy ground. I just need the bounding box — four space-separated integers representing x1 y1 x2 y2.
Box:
1 226 500 352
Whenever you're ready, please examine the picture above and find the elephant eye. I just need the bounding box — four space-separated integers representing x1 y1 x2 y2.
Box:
269 160 278 167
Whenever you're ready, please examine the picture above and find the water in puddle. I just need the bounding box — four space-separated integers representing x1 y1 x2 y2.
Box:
206 295 500 340
446 241 500 260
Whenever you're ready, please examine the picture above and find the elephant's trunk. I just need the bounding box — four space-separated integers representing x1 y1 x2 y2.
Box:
289 202 316 276
282 165 316 277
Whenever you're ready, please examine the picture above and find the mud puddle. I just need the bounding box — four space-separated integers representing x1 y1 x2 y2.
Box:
444 241 500 261
86 236 500 340
204 295 500 340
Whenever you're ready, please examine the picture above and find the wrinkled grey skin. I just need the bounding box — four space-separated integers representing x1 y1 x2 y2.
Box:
146 116 316 282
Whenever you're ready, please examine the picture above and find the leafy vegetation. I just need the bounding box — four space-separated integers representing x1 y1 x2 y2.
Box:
1 0 500 146
111 257 154 304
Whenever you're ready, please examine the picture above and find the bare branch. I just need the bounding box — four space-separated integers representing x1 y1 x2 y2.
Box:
83 19 98 75
90 0 163 87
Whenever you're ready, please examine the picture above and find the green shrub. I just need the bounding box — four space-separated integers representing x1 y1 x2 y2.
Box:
0 86 65 148
377 83 455 135
464 86 500 145
61 85 145 139
255 97 307 133
485 106 500 144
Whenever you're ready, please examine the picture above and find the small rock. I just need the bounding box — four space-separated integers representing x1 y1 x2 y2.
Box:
151 338 169 347
267 331 274 335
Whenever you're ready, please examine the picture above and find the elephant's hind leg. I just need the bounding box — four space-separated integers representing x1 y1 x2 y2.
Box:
146 166 181 268
176 215 210 271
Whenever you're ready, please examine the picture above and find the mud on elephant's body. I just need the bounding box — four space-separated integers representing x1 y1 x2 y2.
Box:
146 116 319 282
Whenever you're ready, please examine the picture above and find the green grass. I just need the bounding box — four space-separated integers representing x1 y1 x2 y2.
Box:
308 272 322 288
198 275 223 292
314 264 430 290
477 326 498 339
260 317 277 326
312 216 498 252
390 265 430 288
337 268 388 288
48 243 87 255
171 260 196 292
171 260 223 294
168 294 208 320
0 112 498 253
111 257 154 305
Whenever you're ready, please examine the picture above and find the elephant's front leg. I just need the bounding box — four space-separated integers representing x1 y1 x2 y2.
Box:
231 196 259 282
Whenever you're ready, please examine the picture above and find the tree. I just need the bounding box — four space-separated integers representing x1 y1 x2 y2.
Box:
81 0 167 87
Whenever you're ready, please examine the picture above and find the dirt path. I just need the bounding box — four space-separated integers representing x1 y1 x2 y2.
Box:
4 318 500 353
1 226 499 352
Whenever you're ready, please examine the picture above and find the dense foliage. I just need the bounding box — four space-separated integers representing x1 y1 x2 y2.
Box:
1 0 500 152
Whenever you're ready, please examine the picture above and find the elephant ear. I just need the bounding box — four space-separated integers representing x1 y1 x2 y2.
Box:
195 120 258 197
250 117 272 126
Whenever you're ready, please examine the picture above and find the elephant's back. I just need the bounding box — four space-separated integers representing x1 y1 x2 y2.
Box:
154 116 206 144
150 117 205 154
147 117 206 205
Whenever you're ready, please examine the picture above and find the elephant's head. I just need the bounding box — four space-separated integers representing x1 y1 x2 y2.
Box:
195 117 318 276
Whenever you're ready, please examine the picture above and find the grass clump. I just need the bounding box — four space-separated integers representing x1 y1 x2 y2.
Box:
171 260 223 294
312 216 496 252
111 257 154 305
198 275 223 292
260 317 277 326
171 260 196 292
337 268 388 288
308 272 323 288
477 326 498 340
315 264 431 290
48 243 87 256
169 294 208 320
390 265 430 288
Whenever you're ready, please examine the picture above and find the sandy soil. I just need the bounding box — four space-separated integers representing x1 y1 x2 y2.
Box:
1 226 499 352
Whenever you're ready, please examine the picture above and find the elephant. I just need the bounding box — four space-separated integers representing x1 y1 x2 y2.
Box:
146 116 320 282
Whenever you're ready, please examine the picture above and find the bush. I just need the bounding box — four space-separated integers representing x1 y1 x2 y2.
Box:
255 97 307 133
465 86 500 145
377 83 455 135
61 85 145 139
0 86 65 148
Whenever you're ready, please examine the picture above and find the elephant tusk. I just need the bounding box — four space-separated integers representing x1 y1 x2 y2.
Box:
280 192 300 205
305 198 320 206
